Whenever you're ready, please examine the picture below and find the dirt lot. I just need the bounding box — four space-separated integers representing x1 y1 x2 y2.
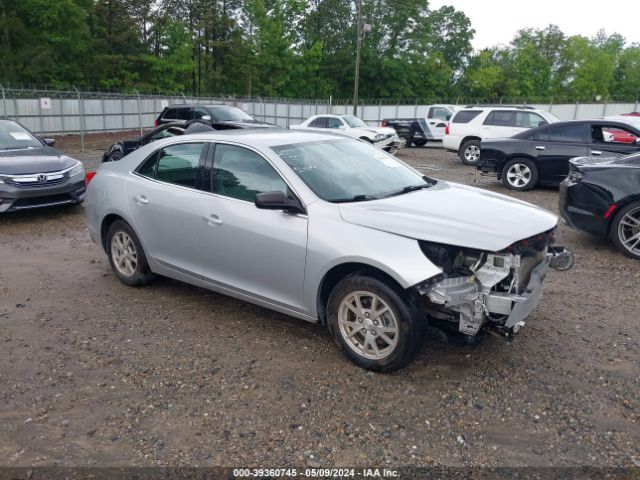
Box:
0 132 639 468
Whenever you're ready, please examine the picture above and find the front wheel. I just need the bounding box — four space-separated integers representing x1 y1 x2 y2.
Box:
327 273 425 372
501 158 538 191
106 220 154 286
459 140 481 165
610 201 640 260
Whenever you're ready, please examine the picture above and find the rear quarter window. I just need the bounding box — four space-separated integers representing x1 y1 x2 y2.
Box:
452 110 482 124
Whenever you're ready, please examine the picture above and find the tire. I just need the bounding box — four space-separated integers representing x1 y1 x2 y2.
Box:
459 139 481 165
106 150 124 162
106 220 154 286
609 201 640 260
501 158 539 191
326 273 425 372
412 139 427 147
398 133 413 148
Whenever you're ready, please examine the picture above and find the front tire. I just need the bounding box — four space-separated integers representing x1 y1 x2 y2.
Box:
610 201 640 260
501 158 538 191
459 140 481 165
327 273 425 372
106 220 154 286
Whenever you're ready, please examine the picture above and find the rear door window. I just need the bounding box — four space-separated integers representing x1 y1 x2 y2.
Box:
309 117 328 128
484 111 515 126
137 143 206 188
535 124 586 143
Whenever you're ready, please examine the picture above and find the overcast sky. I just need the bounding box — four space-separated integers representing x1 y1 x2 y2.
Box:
429 0 640 50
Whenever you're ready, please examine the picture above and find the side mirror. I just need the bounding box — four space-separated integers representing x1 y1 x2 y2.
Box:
255 191 305 214
634 137 640 145
43 138 56 147
201 114 212 121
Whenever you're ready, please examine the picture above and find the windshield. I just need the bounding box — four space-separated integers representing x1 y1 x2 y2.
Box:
272 139 432 202
342 115 368 128
545 112 561 123
0 120 42 150
209 106 255 122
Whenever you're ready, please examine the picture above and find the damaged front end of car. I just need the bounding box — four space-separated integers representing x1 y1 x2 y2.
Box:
414 231 573 338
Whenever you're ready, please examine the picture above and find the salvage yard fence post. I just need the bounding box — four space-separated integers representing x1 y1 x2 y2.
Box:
0 84 6 117
73 86 85 152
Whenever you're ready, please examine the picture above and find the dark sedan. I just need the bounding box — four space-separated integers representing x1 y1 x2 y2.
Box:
560 153 640 260
479 120 640 191
103 122 185 162
155 104 278 129
0 117 85 212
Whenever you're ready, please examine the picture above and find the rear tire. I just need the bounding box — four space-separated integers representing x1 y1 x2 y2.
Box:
501 158 538 191
106 220 154 286
106 151 124 162
412 139 427 147
609 201 640 260
399 133 413 148
459 140 481 165
327 273 425 372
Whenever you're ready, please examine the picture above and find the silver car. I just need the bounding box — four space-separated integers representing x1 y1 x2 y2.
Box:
85 130 572 371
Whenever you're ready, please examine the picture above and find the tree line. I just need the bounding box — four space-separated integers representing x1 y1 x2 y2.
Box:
1 0 639 102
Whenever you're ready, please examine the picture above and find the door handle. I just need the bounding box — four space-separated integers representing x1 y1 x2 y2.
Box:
535 146 546 151
591 150 602 156
203 214 223 226
133 195 149 205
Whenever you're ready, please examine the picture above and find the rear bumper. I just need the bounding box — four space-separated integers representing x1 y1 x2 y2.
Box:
559 179 609 238
0 178 86 212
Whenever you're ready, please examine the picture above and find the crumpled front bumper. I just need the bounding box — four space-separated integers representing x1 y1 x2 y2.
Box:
374 135 404 152
419 245 574 336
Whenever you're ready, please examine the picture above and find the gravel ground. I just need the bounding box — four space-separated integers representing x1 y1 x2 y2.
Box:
0 132 639 468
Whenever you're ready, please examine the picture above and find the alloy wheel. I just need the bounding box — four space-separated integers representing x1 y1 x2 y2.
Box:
618 207 640 256
464 145 480 163
337 291 399 360
506 163 532 188
110 231 138 277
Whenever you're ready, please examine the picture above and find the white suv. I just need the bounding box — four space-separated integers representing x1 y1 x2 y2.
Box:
443 106 560 165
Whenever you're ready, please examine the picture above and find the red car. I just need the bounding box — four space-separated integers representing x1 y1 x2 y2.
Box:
603 128 638 143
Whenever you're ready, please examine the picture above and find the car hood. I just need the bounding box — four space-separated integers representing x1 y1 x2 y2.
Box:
0 147 78 175
356 126 396 136
338 181 557 251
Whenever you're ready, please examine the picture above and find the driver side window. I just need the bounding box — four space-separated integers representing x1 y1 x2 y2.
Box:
326 117 344 129
212 144 287 202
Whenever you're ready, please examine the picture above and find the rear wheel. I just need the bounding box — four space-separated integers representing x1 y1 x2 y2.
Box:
398 133 413 148
106 150 124 162
501 158 538 191
327 273 425 372
412 139 427 147
610 201 640 260
106 220 154 286
459 140 481 165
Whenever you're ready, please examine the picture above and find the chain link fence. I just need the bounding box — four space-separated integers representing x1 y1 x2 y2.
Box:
1 84 639 151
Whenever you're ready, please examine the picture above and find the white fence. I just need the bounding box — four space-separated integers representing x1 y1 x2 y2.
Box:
1 86 638 137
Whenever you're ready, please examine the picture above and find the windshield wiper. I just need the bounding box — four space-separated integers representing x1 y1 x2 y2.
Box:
383 182 433 198
330 194 380 203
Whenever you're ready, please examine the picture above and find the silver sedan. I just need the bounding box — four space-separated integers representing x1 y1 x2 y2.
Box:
85 130 572 371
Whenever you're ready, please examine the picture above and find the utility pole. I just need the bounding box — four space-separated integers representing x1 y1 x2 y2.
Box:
353 0 363 116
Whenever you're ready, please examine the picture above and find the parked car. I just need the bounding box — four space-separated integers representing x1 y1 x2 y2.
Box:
381 104 459 146
155 104 277 129
290 114 402 154
478 120 640 191
85 130 572 372
560 153 640 260
103 122 186 162
443 106 560 165
0 117 85 212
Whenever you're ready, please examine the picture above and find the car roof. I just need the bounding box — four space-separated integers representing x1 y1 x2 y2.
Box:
169 128 349 147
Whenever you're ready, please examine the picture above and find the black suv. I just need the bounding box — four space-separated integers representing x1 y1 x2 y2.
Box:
155 104 276 129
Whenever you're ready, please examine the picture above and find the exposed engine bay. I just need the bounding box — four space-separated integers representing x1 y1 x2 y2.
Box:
416 230 573 337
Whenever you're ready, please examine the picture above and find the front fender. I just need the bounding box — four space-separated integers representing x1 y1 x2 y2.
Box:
302 202 442 318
